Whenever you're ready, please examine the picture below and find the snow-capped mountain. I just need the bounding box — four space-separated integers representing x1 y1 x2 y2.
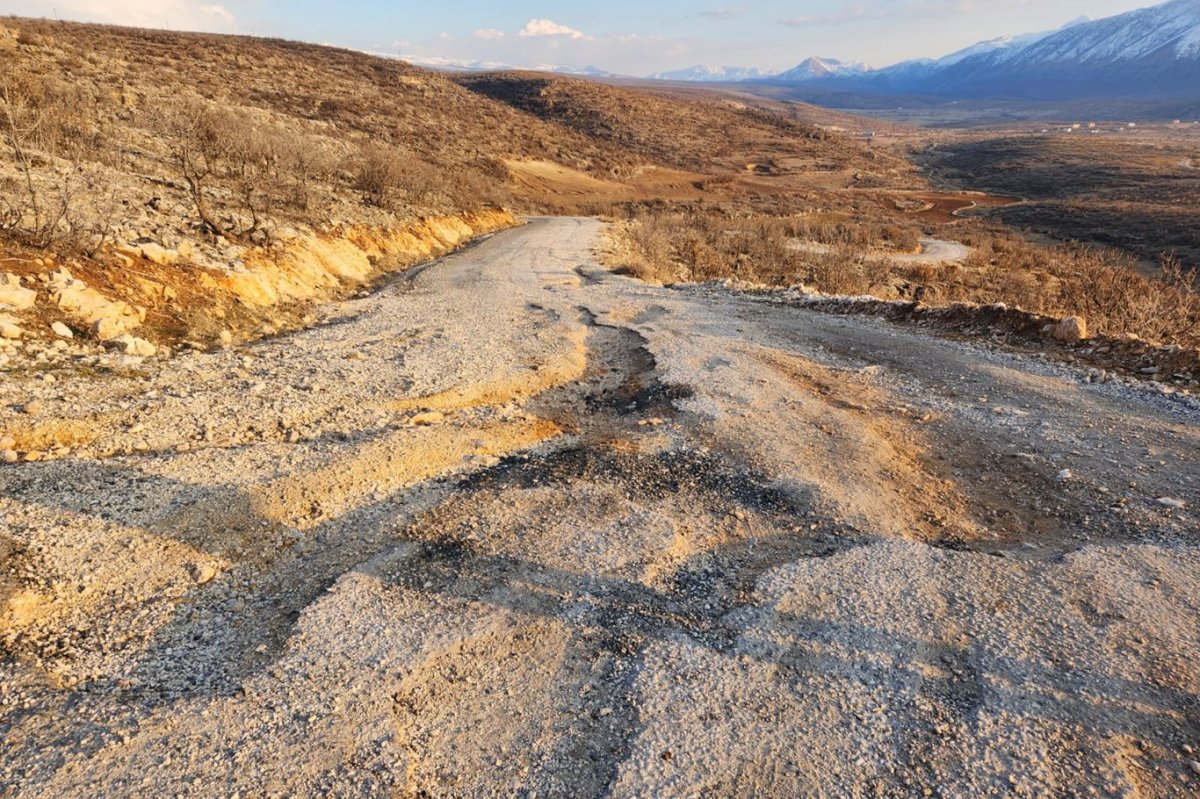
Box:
800 0 1199 98
771 57 871 82
644 0 1200 103
649 65 778 82
896 0 1200 98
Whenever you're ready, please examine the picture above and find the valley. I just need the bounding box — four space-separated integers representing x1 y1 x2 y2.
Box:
1 7 1199 798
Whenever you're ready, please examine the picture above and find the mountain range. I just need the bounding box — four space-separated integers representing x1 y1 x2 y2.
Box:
652 0 1200 104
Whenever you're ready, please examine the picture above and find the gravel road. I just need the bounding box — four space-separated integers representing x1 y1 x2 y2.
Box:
2 217 1198 798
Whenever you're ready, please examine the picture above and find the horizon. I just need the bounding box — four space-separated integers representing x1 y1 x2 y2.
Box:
0 0 1168 75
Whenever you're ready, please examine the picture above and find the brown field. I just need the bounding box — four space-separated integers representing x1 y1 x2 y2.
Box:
918 128 1200 270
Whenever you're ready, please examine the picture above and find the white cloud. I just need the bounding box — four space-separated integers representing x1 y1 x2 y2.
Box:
474 28 506 41
518 19 586 40
5 0 238 31
198 4 234 25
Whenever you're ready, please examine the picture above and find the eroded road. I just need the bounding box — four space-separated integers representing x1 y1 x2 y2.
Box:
2 218 1199 798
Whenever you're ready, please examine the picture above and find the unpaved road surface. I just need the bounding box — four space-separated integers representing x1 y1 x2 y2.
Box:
3 218 1199 798
789 236 972 264
889 237 972 264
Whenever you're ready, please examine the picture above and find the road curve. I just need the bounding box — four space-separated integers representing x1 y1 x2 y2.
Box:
2 217 1198 798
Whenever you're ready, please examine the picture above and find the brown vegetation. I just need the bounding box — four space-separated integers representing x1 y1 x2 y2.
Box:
920 132 1200 270
609 210 1200 348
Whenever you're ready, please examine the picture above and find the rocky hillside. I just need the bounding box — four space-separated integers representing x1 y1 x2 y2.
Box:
0 17 903 363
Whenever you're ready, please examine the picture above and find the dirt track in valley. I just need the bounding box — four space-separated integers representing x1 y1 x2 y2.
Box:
2 218 1199 798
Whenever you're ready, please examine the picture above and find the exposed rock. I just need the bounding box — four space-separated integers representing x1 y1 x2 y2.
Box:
1155 497 1186 510
0 318 22 339
109 334 157 357
0 273 36 310
21 400 46 415
409 411 446 426
50 321 73 339
189 562 219 585
51 268 144 340
119 241 180 266
218 330 234 348
1053 316 1088 343
1 450 17 464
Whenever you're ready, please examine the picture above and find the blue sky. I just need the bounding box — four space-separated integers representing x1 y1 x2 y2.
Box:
1 0 1162 73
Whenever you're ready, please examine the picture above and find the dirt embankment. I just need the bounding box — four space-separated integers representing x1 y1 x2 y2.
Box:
0 210 516 353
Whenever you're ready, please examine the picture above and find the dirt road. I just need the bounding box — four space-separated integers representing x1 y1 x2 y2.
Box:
789 236 972 264
3 218 1199 798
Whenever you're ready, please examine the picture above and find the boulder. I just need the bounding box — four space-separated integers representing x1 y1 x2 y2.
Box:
110 334 157 357
52 269 143 340
50 321 73 339
0 318 22 339
0 273 36 310
1053 316 1088 343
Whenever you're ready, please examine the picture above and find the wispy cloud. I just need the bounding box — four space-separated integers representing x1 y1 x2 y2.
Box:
697 6 747 21
13 0 239 31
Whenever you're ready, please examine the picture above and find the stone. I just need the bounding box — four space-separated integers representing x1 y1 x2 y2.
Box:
110 334 157 357
0 320 22 339
218 330 233 348
50 321 73 339
1 450 17 464
0 273 36 310
189 562 219 585
21 400 45 415
1056 469 1073 481
1052 316 1088 343
1155 497 1186 510
0 435 14 450
409 411 445 426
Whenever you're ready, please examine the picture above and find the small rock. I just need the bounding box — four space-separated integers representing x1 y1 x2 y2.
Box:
189 562 219 585
0 435 14 450
1191 760 1200 776
1 449 17 464
110 334 157 357
1052 316 1088 343
21 400 45 415
50 321 73 338
0 320 22 340
218 330 233 348
1155 497 1186 510
1056 469 1073 481
22 451 43 462
409 411 445 426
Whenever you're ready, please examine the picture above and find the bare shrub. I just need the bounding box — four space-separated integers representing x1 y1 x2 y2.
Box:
0 78 86 248
353 143 424 209
1058 250 1200 345
155 99 233 235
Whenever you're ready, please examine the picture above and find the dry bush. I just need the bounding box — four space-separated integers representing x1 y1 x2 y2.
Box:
1058 250 1200 345
0 73 114 249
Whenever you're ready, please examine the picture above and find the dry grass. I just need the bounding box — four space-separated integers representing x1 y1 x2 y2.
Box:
610 210 1200 348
